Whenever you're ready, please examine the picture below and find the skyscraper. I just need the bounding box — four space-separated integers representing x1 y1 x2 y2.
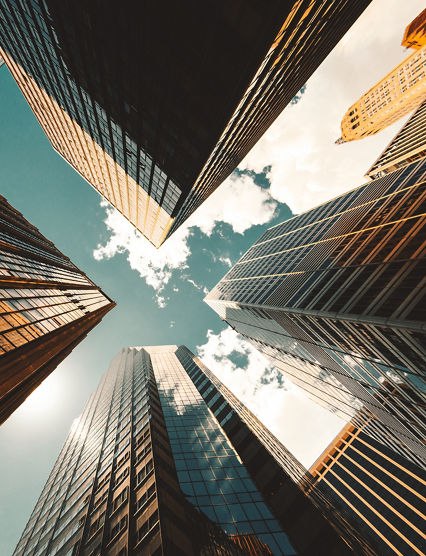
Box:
365 100 426 179
14 345 360 556
304 421 426 556
401 8 426 50
0 195 115 424
0 0 371 246
337 10 426 143
205 158 426 470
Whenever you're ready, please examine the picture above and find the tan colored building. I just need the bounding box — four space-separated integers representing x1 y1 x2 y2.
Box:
402 8 426 50
338 45 426 142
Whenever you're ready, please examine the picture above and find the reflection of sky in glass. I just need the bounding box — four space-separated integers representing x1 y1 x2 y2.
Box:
150 349 296 556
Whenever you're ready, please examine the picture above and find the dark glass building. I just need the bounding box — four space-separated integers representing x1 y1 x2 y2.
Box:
206 158 426 469
13 345 362 556
366 100 426 180
304 421 426 556
0 0 371 246
0 195 114 424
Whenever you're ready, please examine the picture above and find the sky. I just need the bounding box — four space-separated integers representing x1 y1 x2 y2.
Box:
0 1 423 553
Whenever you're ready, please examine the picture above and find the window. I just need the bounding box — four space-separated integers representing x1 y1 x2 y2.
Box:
136 511 159 545
136 459 154 487
112 488 128 513
88 512 105 539
114 467 129 488
135 485 156 514
110 516 127 541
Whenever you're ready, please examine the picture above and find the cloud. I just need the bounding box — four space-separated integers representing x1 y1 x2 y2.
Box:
94 171 277 301
238 0 423 213
186 171 277 235
93 201 191 305
218 256 232 268
196 329 344 467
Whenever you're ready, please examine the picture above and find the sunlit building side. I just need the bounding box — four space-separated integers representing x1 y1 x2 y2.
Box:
0 195 114 424
0 0 371 246
303 421 426 556
338 10 426 144
206 158 426 470
366 100 426 179
13 345 368 556
401 8 426 50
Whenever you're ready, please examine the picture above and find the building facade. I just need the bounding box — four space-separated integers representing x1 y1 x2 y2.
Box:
365 100 426 179
13 345 364 556
205 158 426 470
338 9 426 143
401 8 426 50
0 195 114 424
0 0 370 246
304 422 426 556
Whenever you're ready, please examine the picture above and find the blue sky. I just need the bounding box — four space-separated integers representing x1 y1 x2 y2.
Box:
0 1 423 553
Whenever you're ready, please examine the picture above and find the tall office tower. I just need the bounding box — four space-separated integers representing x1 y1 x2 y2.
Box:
0 195 114 425
14 345 362 556
366 100 426 179
174 345 374 556
401 8 426 50
205 158 426 470
337 10 426 143
304 422 426 556
0 0 371 247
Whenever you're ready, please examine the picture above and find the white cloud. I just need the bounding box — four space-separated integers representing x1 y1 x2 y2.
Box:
197 329 344 468
185 171 277 235
238 0 424 213
218 256 232 268
93 201 191 305
94 171 277 301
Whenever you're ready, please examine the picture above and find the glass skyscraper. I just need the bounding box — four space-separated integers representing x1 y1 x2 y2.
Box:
14 345 360 556
0 195 114 424
365 100 426 180
206 158 426 470
304 421 426 556
0 0 370 246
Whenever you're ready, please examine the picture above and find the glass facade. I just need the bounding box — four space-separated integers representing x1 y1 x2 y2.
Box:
206 159 426 469
14 346 301 556
305 422 426 556
366 100 426 179
0 0 370 246
0 195 114 424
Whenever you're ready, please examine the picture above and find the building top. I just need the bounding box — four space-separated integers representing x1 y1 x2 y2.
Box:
402 8 426 49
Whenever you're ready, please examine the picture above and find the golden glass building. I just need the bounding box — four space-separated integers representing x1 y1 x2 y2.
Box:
206 158 426 471
13 345 360 556
0 0 370 246
338 10 426 143
366 100 426 179
304 421 426 556
0 195 115 425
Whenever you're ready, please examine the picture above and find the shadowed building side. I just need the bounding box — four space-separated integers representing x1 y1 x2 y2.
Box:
303 421 426 556
0 195 115 424
0 0 371 246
